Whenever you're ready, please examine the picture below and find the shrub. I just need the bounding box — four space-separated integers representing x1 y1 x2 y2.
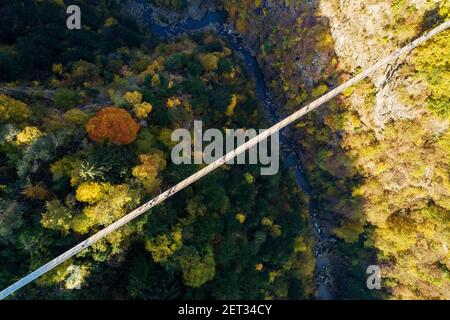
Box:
199 53 218 72
16 126 45 145
145 230 183 262
54 88 82 109
123 91 142 106
235 212 246 224
311 84 329 98
23 184 50 200
76 182 106 204
166 97 181 109
63 109 89 126
133 102 152 119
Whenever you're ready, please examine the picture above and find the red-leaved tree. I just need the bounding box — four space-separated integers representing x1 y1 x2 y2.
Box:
86 107 140 145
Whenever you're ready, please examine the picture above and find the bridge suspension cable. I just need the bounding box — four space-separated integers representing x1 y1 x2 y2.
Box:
1 19 448 300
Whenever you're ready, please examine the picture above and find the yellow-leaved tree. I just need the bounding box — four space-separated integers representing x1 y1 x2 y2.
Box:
132 153 167 193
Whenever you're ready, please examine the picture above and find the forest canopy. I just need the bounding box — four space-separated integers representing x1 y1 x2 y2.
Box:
0 0 315 299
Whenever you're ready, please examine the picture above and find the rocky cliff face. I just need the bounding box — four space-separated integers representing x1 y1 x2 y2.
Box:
319 0 444 129
317 0 449 299
220 0 449 299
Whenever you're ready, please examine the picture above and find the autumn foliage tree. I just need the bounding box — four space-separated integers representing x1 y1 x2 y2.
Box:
86 107 140 145
132 153 167 193
0 94 31 124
